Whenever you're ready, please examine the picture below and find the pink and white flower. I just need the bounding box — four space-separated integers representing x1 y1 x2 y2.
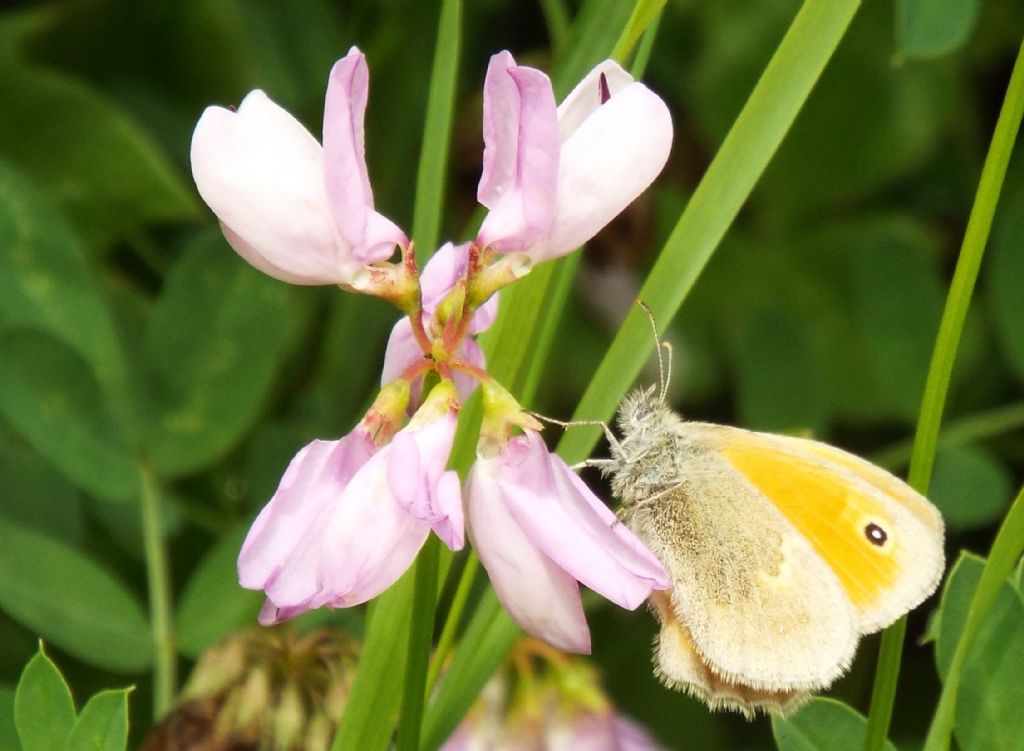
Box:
475 53 673 263
238 382 463 624
191 47 405 286
466 430 669 653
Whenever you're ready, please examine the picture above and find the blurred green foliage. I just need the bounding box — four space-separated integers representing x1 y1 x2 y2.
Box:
0 0 1021 749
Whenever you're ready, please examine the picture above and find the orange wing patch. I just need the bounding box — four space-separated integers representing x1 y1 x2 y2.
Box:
719 441 899 610
793 441 942 535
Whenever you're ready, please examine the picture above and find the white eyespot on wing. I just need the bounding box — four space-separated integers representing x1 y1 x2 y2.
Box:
624 452 859 694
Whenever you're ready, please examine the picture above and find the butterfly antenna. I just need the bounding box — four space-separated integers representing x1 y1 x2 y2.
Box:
529 411 622 453
637 301 668 403
660 340 673 405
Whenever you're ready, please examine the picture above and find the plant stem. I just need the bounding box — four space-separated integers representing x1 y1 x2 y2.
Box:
397 537 440 751
864 33 1024 751
140 462 176 718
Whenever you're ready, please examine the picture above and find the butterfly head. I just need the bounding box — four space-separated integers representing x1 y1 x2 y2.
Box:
607 386 688 506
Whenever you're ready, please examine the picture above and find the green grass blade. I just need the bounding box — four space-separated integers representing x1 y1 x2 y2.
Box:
865 34 1024 751
421 0 642 740
333 3 463 749
557 0 862 464
412 0 462 266
420 589 521 751
396 537 440 751
610 0 666 64
332 572 414 751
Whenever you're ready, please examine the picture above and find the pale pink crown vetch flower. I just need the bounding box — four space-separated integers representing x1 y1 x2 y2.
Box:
475 51 673 263
467 429 669 653
190 47 406 288
190 44 674 647
238 381 463 624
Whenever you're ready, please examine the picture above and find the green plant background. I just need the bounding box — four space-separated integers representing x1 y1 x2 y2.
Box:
0 0 1021 749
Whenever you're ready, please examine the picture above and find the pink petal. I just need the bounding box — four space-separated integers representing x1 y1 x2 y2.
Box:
238 430 376 590
611 715 665 751
420 242 470 314
476 58 560 253
477 51 519 208
381 318 426 387
263 447 430 609
468 292 499 335
323 48 406 263
432 470 465 550
451 337 486 402
548 712 617 751
387 412 463 551
192 91 357 284
467 458 591 653
525 84 672 262
501 432 668 609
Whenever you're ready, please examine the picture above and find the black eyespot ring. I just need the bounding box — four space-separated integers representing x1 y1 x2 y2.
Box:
865 522 888 547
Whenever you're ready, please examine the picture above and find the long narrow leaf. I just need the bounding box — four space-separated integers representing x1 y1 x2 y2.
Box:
557 0 862 464
865 34 1024 751
333 2 463 748
412 0 462 265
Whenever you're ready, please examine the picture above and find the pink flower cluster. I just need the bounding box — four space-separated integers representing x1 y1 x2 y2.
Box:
191 47 672 652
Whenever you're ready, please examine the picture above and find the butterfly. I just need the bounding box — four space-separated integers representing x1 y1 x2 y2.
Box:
602 378 944 717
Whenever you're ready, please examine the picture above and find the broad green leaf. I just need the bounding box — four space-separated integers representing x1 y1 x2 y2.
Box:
896 0 979 59
303 294 397 437
988 192 1024 382
755 0 951 221
0 56 197 248
849 232 944 423
0 686 17 751
924 486 1024 751
772 698 898 751
934 552 986 679
0 524 151 672
14 648 74 751
0 331 140 502
65 690 130 751
0 163 131 419
930 445 1012 531
0 441 84 545
145 232 304 477
733 306 826 434
175 525 262 658
83 488 183 561
933 552 1024 751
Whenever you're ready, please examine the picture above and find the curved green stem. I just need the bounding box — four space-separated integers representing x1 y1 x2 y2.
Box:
140 462 175 718
864 33 1024 751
